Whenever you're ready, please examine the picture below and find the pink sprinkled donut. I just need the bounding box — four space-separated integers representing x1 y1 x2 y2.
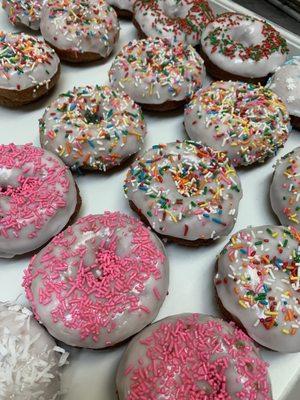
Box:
116 313 272 399
0 144 79 258
23 212 169 348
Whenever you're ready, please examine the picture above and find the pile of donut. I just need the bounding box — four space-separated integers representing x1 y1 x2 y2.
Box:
0 0 300 399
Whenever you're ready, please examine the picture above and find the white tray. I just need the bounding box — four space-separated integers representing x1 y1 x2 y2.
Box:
0 1 299 399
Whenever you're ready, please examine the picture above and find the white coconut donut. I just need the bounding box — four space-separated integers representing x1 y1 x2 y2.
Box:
133 0 214 46
117 313 272 400
215 225 300 353
200 12 289 83
2 0 42 30
109 38 206 111
0 302 68 400
270 147 300 228
184 81 291 167
267 56 300 130
23 212 169 349
40 0 119 63
124 141 242 245
39 85 146 172
0 143 79 258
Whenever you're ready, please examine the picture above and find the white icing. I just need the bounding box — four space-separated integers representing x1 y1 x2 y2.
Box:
109 38 206 105
0 32 60 91
134 0 214 46
107 0 134 12
40 0 119 58
0 302 67 400
2 0 42 30
40 85 147 171
201 13 288 78
184 81 291 167
267 56 300 118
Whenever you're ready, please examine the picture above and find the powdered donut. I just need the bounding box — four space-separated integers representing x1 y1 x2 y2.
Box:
124 141 242 245
109 38 206 111
0 31 60 107
107 0 134 18
267 56 300 130
184 81 290 167
40 0 119 63
23 212 169 349
0 302 68 400
270 147 300 228
200 12 289 84
133 0 214 46
2 0 42 30
39 85 146 172
116 313 272 399
0 143 79 258
215 225 300 352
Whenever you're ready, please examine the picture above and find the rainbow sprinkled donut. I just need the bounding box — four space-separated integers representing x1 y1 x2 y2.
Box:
2 0 42 30
23 212 169 348
216 225 300 352
184 81 290 167
124 141 242 245
0 32 60 107
40 85 146 172
40 0 119 63
270 147 300 228
109 38 206 111
0 144 79 258
117 313 272 399
133 0 214 46
200 12 289 84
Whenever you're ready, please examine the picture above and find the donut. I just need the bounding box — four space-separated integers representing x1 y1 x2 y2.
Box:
39 85 146 172
0 32 60 107
2 0 42 30
109 38 206 111
267 56 300 130
0 302 68 399
0 143 80 258
23 211 169 349
107 0 134 18
40 0 119 63
270 147 300 228
133 0 214 46
124 141 242 245
116 313 272 399
184 81 291 167
200 12 289 84
215 225 300 352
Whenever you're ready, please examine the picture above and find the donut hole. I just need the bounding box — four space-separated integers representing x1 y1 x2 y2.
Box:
158 0 192 19
229 25 264 48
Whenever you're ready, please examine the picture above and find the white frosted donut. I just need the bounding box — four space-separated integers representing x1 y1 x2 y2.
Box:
270 147 300 228
0 302 68 400
23 212 169 349
133 0 214 46
124 141 242 244
109 38 206 109
201 12 289 81
267 56 300 129
215 225 300 353
117 313 272 400
184 81 291 167
0 143 78 258
2 0 42 30
39 85 146 172
40 0 119 62
0 32 60 106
